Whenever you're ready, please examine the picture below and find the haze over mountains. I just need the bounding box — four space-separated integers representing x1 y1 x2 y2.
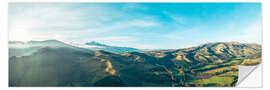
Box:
9 40 262 87
70 41 141 53
9 40 141 57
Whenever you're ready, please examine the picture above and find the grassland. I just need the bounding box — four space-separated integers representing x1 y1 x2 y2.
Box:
241 58 261 66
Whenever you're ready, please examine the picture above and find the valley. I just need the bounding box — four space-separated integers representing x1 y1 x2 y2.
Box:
8 40 262 87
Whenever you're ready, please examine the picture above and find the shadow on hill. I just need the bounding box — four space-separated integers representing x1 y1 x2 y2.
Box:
93 76 125 87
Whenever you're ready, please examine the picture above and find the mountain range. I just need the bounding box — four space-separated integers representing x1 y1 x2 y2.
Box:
8 40 262 87
70 41 141 53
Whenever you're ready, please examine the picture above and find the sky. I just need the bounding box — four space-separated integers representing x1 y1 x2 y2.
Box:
8 3 262 49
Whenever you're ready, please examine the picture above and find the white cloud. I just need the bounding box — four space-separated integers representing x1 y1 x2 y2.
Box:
129 19 159 27
89 36 138 43
238 23 262 43
8 3 160 43
169 15 185 24
209 22 262 44
161 32 184 40
8 4 87 41
122 3 148 11
163 11 185 24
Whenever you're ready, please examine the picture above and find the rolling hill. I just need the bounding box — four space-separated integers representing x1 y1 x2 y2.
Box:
8 40 262 87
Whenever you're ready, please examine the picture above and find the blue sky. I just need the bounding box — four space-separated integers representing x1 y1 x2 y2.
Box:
8 3 262 49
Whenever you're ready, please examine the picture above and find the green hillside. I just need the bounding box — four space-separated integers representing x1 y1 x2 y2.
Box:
9 41 262 87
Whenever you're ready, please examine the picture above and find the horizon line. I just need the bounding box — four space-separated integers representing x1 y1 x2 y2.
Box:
8 39 262 50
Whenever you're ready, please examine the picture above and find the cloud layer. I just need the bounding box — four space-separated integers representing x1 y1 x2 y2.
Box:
8 3 262 49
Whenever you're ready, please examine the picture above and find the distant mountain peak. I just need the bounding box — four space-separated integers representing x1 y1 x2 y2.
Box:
27 40 63 44
85 41 108 47
8 41 25 44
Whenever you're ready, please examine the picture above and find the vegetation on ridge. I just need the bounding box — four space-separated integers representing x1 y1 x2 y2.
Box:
9 40 262 87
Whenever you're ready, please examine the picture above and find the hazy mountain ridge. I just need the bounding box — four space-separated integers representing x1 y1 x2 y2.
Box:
85 41 108 47
9 40 71 47
9 40 262 87
9 40 93 57
69 41 141 53
142 42 261 62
